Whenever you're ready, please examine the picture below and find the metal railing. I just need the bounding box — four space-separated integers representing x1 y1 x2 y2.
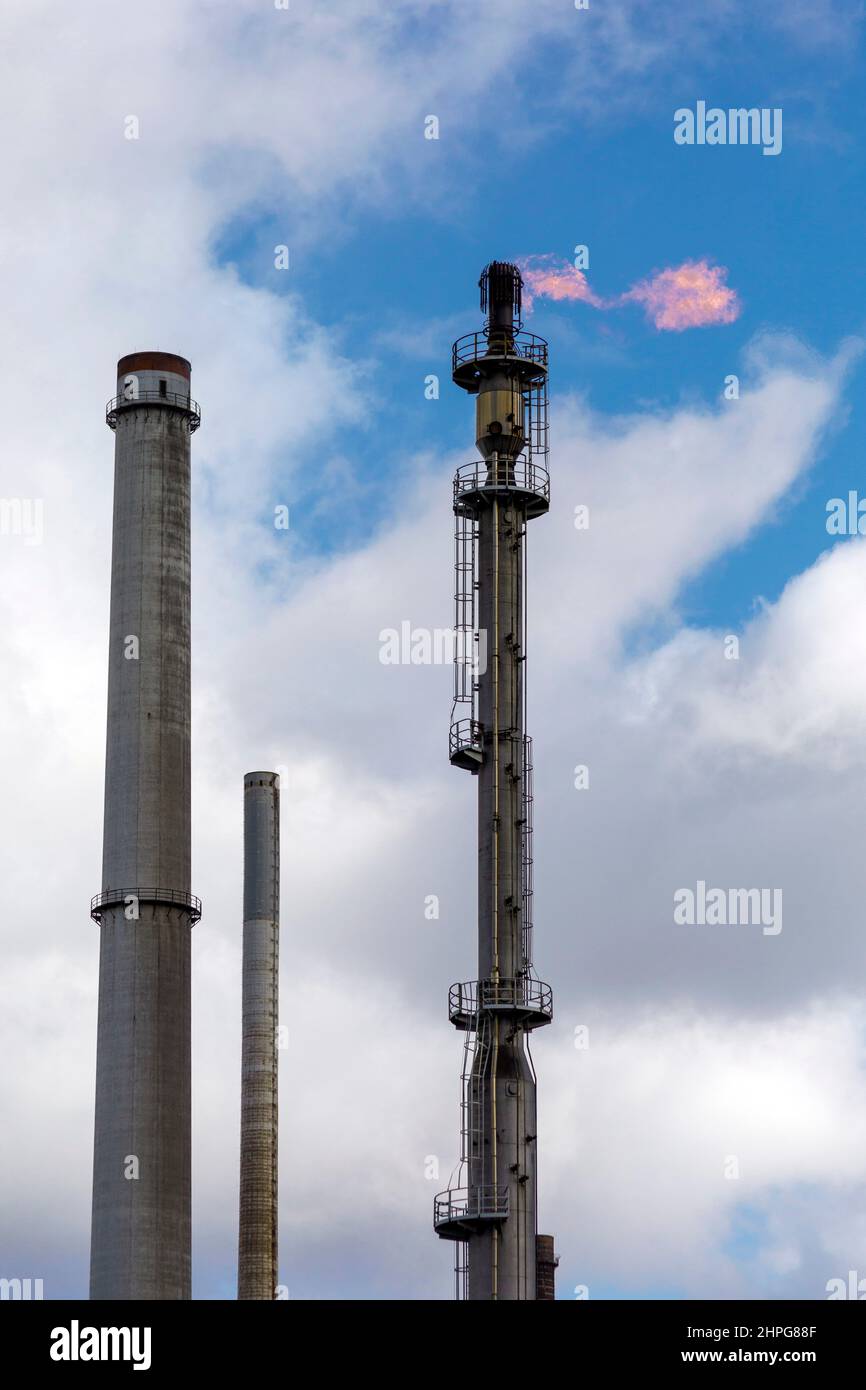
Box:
449 976 553 1024
449 717 484 763
434 1185 509 1231
90 887 202 924
453 458 550 513
106 390 201 431
452 330 548 375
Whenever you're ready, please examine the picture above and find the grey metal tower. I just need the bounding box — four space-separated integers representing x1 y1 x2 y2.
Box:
90 352 201 1300
434 264 554 1300
238 771 280 1300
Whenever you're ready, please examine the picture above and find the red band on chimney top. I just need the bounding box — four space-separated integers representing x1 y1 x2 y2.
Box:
117 352 191 379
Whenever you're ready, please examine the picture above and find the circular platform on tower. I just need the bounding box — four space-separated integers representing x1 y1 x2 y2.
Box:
106 391 201 431
452 330 548 393
433 1185 509 1240
448 977 553 1031
453 459 549 519
90 887 202 925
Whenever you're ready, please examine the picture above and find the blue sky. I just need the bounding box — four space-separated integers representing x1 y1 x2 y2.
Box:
212 3 866 638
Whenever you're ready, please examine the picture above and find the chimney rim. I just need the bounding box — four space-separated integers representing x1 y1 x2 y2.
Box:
117 351 191 380
244 771 280 787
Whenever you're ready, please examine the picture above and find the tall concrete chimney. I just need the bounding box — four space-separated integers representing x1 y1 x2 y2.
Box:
89 352 201 1300
238 772 280 1300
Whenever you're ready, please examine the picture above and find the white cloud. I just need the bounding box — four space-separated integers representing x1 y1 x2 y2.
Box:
534 335 859 668
627 537 866 766
544 1003 866 1298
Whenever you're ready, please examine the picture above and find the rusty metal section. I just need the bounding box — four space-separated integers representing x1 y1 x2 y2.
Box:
116 350 191 379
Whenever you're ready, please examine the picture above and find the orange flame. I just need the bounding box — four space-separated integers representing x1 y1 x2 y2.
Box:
518 254 604 311
620 259 741 331
517 254 741 331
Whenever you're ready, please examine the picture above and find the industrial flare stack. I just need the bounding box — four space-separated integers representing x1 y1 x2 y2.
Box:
434 263 555 1300
238 772 281 1300
90 353 201 1300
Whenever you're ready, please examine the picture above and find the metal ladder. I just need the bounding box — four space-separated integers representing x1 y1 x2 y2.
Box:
521 734 534 971
452 509 479 723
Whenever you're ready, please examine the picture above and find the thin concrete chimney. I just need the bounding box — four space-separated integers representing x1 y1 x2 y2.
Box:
238 771 280 1299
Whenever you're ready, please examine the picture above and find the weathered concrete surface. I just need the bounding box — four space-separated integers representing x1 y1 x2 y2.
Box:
90 358 195 1300
238 773 280 1300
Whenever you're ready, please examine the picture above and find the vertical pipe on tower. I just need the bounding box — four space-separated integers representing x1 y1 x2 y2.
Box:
90 352 201 1300
238 772 280 1300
